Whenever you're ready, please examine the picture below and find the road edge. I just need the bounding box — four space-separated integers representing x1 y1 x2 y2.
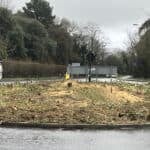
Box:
0 122 150 130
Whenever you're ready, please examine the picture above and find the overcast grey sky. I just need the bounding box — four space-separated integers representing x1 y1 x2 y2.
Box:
11 0 150 50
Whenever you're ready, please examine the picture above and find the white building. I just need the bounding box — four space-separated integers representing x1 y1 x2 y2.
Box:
0 61 3 80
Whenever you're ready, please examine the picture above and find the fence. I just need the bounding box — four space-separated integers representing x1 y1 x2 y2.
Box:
67 65 118 77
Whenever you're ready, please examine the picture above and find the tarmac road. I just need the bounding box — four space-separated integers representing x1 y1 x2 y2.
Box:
0 128 149 150
0 77 149 85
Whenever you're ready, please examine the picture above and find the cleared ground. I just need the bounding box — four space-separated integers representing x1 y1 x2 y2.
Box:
0 81 150 125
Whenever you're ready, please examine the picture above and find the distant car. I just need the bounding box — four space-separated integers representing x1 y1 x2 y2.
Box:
0 61 3 80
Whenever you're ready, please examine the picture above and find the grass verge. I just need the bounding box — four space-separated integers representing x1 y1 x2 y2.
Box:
0 81 149 125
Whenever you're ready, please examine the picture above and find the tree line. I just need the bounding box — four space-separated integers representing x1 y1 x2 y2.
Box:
117 20 150 78
0 0 106 66
0 0 150 78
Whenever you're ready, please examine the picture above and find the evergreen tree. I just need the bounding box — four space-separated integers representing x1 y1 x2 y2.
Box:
23 0 55 28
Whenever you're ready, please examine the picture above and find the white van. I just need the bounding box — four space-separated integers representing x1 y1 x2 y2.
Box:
0 62 3 80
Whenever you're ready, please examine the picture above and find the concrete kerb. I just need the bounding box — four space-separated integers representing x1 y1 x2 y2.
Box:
0 122 150 130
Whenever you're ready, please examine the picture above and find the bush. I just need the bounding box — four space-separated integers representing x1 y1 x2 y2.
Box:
2 60 66 78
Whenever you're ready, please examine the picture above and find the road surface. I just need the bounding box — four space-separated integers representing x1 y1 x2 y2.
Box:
0 128 150 150
0 77 149 85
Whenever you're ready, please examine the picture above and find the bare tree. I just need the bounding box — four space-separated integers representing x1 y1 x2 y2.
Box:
59 20 107 64
125 32 139 54
123 31 140 74
80 22 107 64
60 18 79 35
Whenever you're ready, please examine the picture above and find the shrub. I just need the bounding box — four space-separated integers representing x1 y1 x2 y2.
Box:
2 60 66 78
